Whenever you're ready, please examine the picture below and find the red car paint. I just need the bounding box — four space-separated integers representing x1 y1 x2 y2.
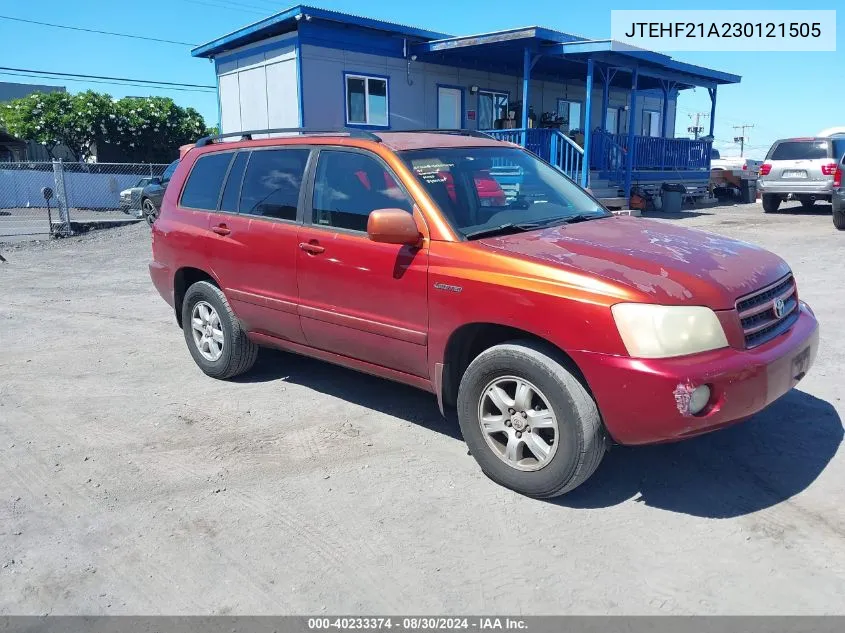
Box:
150 132 819 446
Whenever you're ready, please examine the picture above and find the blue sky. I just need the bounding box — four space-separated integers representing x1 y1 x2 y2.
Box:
1 0 840 159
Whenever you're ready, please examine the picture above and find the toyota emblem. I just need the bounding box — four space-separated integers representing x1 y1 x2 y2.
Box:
773 298 786 319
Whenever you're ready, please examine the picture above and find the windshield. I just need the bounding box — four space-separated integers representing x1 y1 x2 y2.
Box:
135 178 151 188
400 147 609 238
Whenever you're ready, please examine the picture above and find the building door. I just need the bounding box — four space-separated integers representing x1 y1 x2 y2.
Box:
296 148 430 378
438 86 463 129
606 108 619 134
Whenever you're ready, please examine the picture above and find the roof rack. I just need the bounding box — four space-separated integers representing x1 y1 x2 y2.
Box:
195 127 382 147
396 129 496 139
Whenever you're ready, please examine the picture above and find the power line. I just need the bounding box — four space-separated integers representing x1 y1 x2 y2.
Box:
0 66 215 90
0 70 215 94
0 14 197 46
177 0 270 15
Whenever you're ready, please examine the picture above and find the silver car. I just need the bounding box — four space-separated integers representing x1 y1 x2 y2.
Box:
758 136 845 213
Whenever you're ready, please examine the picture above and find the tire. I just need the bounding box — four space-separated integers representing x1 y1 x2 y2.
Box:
142 198 158 227
457 340 606 498
762 193 780 213
181 281 258 379
833 199 845 230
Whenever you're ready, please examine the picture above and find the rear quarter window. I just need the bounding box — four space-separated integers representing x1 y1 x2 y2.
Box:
180 152 234 210
768 141 829 161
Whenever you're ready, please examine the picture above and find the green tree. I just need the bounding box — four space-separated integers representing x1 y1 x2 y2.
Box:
0 90 210 162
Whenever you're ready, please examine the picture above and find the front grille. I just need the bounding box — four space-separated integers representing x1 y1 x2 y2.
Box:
736 274 798 348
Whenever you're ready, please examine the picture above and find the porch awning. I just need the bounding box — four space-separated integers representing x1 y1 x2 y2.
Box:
411 30 740 90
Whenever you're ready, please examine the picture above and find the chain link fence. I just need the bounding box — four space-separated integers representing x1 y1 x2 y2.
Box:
0 161 170 241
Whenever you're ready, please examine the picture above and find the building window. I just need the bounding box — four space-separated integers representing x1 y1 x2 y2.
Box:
345 74 389 127
477 91 509 130
642 110 661 137
556 99 582 131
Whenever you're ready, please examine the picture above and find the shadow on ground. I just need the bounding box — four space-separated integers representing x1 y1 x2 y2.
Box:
642 209 714 220
770 202 833 217
236 351 841 518
234 348 461 441
556 389 842 518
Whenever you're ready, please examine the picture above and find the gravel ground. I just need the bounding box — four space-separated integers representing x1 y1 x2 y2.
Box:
1 200 843 615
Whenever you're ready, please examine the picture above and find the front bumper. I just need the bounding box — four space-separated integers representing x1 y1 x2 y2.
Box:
758 179 833 196
571 303 819 445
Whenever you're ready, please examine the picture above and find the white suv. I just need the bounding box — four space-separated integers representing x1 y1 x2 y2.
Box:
758 136 845 213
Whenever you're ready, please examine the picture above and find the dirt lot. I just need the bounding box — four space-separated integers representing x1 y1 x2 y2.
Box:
1 200 844 615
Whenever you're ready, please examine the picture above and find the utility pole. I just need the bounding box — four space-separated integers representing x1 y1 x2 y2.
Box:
687 112 710 139
733 124 754 157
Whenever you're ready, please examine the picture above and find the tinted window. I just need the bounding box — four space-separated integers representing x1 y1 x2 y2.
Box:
239 149 309 220
312 150 412 232
219 152 248 213
180 153 232 210
769 141 829 161
832 138 845 162
162 159 179 183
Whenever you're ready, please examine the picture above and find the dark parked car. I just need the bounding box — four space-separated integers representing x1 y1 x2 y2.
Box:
140 159 179 225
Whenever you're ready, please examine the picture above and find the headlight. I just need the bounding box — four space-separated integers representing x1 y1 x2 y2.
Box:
611 303 728 358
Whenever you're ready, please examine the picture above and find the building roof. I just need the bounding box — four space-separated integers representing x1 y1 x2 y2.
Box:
192 4 740 88
192 4 450 58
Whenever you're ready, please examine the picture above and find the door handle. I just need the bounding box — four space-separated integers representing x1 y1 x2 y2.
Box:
211 224 231 236
299 241 325 255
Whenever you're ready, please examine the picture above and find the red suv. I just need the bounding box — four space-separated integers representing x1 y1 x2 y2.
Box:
150 129 819 497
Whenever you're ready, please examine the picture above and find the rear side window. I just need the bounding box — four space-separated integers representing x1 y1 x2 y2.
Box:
239 149 309 220
768 141 829 161
312 150 412 232
180 153 233 210
219 152 249 213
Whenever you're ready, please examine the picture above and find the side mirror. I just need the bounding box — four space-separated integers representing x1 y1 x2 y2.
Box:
150 177 162 186
367 209 421 245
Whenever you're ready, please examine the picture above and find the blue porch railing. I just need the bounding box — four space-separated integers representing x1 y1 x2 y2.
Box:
590 131 712 173
482 128 583 183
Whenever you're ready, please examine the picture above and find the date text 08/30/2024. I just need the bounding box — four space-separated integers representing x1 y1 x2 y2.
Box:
308 618 528 630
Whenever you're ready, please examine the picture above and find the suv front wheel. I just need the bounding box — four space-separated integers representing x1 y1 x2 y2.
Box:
181 281 258 379
457 340 606 497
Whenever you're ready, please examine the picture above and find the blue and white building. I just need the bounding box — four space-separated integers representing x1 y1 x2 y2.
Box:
192 5 741 202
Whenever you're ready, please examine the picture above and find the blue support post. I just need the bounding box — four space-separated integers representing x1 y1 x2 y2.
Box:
521 46 531 147
581 57 594 188
213 58 222 132
624 67 639 203
660 85 669 138
600 67 609 133
708 86 717 137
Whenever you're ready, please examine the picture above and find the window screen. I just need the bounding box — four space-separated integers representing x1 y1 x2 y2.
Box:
180 153 233 210
312 150 411 232
238 149 309 221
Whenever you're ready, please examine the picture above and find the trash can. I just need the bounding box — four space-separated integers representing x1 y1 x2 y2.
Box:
740 179 757 204
661 183 685 213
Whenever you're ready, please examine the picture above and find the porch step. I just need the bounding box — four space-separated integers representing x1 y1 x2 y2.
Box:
598 196 628 210
589 187 622 199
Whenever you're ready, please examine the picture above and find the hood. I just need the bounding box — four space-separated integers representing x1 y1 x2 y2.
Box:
479 216 791 309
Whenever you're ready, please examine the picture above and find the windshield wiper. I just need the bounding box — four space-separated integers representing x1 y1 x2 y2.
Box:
463 222 545 240
558 212 612 224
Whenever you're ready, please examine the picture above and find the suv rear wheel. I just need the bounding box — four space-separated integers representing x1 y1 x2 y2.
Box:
181 281 258 379
762 194 780 213
834 199 845 230
457 340 605 497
